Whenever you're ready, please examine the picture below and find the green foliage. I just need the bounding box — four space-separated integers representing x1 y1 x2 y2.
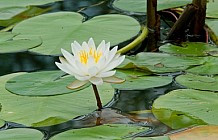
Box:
5 70 90 96
51 124 148 140
12 12 140 55
0 128 43 140
176 73 218 91
112 0 191 14
159 42 218 56
153 89 218 129
0 73 114 127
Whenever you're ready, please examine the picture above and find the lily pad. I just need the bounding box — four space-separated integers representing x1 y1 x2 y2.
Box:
0 0 61 9
5 70 90 96
0 37 42 53
0 128 43 140
169 125 218 140
51 124 148 140
0 7 27 20
119 52 205 73
152 89 218 129
0 119 5 128
187 56 218 75
159 42 218 56
0 73 114 126
135 136 170 140
206 0 218 18
113 70 172 90
12 12 141 55
112 0 191 14
0 32 18 42
176 73 218 91
206 19 218 43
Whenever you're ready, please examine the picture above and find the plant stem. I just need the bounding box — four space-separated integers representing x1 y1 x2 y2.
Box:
92 84 102 110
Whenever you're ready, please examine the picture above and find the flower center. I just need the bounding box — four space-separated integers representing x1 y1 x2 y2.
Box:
79 48 102 64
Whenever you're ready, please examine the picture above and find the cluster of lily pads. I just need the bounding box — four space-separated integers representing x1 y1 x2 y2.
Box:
1 0 218 139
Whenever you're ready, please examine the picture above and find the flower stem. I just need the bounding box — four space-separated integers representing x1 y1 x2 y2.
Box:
92 84 102 110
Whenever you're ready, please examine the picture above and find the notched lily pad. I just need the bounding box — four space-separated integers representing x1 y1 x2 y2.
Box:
112 0 191 14
159 42 218 56
152 89 218 129
0 37 42 53
51 124 148 140
187 56 218 75
0 73 114 126
0 119 5 128
113 69 172 90
119 52 205 73
176 73 218 91
12 12 141 55
0 128 43 140
5 70 90 96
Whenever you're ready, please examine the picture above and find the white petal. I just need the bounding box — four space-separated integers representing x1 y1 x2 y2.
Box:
103 76 125 84
97 40 105 52
55 62 75 75
96 70 116 78
67 80 88 89
88 38 96 50
89 77 103 85
75 60 88 74
87 56 95 67
88 66 98 76
75 75 90 81
59 57 82 76
82 41 89 50
101 55 125 72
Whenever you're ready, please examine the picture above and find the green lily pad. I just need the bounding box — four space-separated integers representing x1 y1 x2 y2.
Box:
0 7 27 20
0 0 61 9
176 73 218 91
112 0 191 14
0 37 42 53
159 42 218 56
0 128 43 140
12 12 140 55
113 70 172 90
119 52 205 73
135 136 170 140
206 0 218 18
51 124 148 140
0 73 114 126
0 119 5 128
5 70 90 96
0 32 18 42
152 89 218 129
187 56 218 75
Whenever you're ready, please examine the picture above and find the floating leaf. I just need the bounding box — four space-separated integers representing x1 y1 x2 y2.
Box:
0 37 42 53
112 70 172 90
0 73 114 126
112 0 191 14
187 56 218 75
169 125 218 140
5 70 90 96
0 119 4 128
120 52 205 73
176 73 218 91
152 89 218 129
12 12 141 55
206 0 218 18
0 6 27 20
159 42 218 56
0 32 18 42
135 136 170 140
51 124 148 140
0 0 61 9
0 128 43 140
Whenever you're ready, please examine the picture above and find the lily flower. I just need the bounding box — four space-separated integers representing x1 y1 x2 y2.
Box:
55 38 125 89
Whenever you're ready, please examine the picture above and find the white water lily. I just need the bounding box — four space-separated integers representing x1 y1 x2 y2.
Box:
55 38 125 89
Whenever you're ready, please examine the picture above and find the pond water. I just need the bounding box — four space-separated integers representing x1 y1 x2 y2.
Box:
0 0 186 139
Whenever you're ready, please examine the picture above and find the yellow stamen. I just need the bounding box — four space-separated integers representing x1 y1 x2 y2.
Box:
79 48 102 64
